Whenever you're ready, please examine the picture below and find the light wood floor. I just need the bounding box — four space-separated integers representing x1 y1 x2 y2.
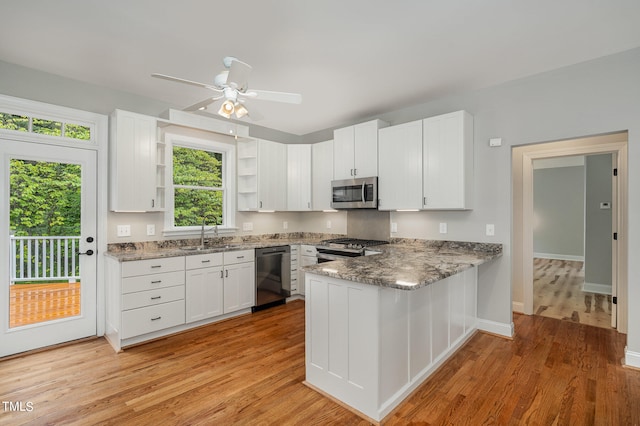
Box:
533 258 612 329
1 300 638 425
9 282 81 328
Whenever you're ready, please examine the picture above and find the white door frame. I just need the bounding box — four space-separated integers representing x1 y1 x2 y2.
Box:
512 132 628 333
0 94 108 355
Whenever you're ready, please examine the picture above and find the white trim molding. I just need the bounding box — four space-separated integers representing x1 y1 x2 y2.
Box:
582 282 612 295
533 253 584 262
477 318 514 338
625 347 640 369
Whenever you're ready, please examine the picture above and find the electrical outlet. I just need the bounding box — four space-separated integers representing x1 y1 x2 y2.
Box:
326 220 332 229
486 224 495 236
146 224 156 236
391 222 398 233
283 221 288 230
439 223 447 234
117 225 131 237
243 222 253 231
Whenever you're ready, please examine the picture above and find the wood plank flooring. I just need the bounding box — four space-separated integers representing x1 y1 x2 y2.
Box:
1 300 638 425
9 282 81 328
533 258 612 329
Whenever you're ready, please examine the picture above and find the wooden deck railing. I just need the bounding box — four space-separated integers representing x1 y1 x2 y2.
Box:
10 235 81 284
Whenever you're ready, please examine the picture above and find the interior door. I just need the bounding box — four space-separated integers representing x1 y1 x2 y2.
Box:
0 140 97 357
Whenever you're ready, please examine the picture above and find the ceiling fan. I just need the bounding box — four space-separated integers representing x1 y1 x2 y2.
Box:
152 56 302 120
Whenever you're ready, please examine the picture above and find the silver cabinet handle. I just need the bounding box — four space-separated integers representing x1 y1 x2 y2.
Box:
151 296 161 300
151 265 162 269
151 280 162 284
236 255 244 259
354 168 357 176
151 316 161 321
225 269 229 278
350 168 353 176
423 196 427 205
259 201 263 208
201 259 211 263
220 270 224 278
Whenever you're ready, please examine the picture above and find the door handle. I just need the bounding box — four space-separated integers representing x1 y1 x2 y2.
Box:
78 249 94 256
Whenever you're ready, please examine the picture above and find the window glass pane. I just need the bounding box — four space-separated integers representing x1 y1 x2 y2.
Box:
64 123 91 141
174 188 223 227
0 113 29 132
173 146 223 187
32 118 62 136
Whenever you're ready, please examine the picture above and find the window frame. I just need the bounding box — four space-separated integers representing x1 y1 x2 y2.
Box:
163 133 236 236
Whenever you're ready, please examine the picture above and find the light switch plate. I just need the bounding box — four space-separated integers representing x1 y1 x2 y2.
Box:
391 222 398 233
326 220 332 229
489 138 502 147
117 225 131 237
243 222 253 231
486 224 495 236
146 224 155 236
283 221 288 230
439 223 447 234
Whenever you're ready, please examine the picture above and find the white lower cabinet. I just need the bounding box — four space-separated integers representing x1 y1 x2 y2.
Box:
223 250 255 314
305 267 477 422
105 249 256 352
106 256 186 346
185 253 224 323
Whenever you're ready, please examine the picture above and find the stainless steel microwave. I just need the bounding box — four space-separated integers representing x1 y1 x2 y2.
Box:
330 177 378 209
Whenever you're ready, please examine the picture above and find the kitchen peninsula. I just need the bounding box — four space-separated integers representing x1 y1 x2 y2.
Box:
303 240 502 423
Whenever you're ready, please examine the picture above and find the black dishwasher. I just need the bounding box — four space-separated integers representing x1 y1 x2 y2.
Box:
253 245 291 312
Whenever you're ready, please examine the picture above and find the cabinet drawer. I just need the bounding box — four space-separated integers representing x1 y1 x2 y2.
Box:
185 252 223 270
301 245 317 256
121 300 185 339
290 245 299 254
122 270 185 294
122 285 185 311
122 256 185 277
223 249 255 265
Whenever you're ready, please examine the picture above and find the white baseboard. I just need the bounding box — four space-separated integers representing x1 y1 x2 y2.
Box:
477 318 514 338
582 282 612 295
625 347 640 369
534 252 584 261
512 301 524 313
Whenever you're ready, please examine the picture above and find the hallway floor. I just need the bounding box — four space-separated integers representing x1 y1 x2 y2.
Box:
533 258 613 329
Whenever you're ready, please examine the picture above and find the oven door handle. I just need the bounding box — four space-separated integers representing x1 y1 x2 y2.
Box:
317 252 346 261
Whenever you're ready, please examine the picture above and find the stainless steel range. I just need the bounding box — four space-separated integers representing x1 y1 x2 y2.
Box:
316 238 389 262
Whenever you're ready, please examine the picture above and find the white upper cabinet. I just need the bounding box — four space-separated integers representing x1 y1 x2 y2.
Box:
109 109 161 212
312 140 334 211
377 120 423 210
422 110 474 210
257 139 287 211
333 119 388 180
287 144 312 211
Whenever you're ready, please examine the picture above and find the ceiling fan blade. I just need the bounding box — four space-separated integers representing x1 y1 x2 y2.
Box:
226 59 252 92
151 73 223 92
183 96 223 112
241 89 302 104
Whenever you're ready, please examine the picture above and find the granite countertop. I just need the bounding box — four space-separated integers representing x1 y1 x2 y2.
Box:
105 233 330 262
303 240 502 291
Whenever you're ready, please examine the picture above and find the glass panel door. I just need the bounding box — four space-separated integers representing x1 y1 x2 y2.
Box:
1 140 97 357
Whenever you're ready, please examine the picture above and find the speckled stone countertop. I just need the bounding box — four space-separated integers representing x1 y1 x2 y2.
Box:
105 232 336 262
303 239 502 291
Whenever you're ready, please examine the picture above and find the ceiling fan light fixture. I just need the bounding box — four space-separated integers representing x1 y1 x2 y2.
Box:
234 102 248 118
218 99 234 118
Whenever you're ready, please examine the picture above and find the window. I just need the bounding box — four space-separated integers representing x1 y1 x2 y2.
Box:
165 134 236 234
0 112 92 141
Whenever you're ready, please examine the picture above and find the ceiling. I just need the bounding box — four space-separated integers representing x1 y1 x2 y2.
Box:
2 1 640 136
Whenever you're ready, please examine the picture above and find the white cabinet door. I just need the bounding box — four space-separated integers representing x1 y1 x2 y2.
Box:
185 266 224 323
422 111 474 210
312 140 334 211
110 110 159 212
287 144 312 211
223 262 256 313
333 126 355 180
378 120 423 210
258 139 287 210
354 120 383 178
333 120 387 180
